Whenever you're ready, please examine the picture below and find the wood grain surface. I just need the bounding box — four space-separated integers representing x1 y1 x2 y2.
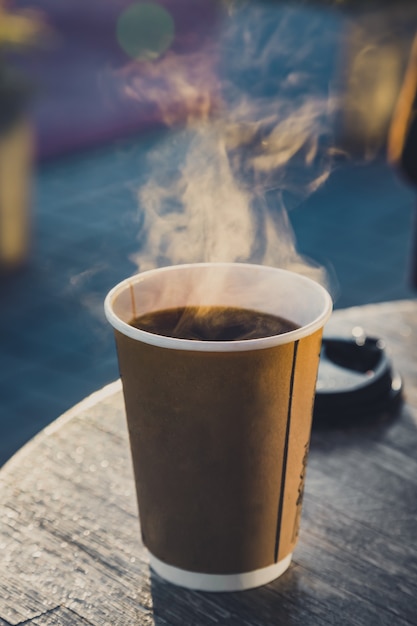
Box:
1 300 416 626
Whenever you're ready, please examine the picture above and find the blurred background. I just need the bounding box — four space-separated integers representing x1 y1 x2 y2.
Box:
1 0 417 465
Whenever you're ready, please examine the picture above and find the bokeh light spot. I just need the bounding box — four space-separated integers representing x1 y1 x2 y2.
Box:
116 2 175 61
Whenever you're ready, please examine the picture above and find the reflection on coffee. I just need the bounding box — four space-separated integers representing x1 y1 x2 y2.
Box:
130 305 299 341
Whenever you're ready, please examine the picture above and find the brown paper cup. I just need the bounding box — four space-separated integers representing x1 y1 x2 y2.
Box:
104 263 332 591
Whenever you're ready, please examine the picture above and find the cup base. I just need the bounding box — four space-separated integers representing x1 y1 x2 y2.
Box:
149 552 293 592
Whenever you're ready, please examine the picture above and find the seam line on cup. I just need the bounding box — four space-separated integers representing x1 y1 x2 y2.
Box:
274 340 299 562
129 283 137 320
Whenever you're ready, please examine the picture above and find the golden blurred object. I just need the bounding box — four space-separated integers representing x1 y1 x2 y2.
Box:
0 118 33 270
0 6 47 272
388 33 417 175
0 8 46 48
387 32 417 289
337 8 414 157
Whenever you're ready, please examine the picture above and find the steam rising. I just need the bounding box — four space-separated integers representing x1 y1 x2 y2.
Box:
126 2 341 288
133 126 253 268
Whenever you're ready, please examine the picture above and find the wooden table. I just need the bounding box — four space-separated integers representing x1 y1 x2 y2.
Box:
1 300 417 626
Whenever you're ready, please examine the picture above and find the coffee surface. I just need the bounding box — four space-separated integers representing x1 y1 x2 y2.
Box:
129 305 299 341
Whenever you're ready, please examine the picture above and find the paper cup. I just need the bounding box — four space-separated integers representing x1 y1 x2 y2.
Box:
104 263 332 592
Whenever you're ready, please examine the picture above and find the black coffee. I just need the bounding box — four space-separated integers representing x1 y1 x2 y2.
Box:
129 306 299 341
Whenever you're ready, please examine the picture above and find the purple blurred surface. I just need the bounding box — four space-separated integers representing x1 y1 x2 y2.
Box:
16 0 217 159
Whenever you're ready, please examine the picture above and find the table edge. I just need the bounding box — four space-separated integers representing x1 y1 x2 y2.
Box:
0 379 122 478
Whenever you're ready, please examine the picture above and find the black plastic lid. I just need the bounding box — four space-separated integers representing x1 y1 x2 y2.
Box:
313 329 403 428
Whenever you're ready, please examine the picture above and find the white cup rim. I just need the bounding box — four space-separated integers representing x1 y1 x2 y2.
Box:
104 263 333 352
